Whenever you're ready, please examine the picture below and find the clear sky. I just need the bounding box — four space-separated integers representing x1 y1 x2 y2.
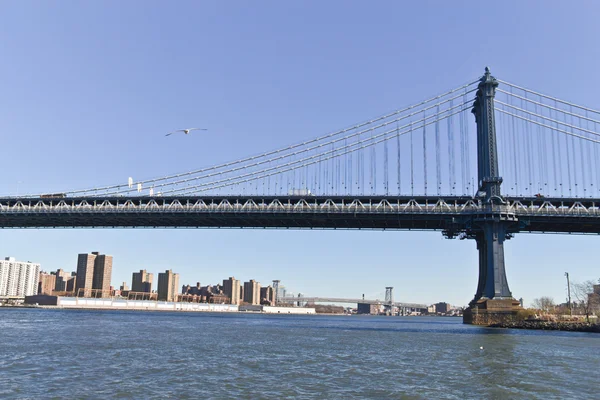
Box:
1 1 599 307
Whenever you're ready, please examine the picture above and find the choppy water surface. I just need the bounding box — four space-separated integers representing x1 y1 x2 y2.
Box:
0 309 598 399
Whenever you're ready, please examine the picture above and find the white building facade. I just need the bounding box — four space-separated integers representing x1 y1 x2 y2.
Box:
0 257 40 297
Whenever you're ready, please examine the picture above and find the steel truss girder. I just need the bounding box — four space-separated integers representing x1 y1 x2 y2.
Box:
0 196 599 233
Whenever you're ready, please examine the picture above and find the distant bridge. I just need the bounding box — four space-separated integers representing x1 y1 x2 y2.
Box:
279 296 427 310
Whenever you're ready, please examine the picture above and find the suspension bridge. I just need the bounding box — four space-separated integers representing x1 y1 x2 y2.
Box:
2 67 599 324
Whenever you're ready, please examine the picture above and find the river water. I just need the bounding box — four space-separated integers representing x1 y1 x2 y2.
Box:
0 309 598 399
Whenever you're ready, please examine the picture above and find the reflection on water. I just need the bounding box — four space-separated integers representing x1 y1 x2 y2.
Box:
0 309 597 399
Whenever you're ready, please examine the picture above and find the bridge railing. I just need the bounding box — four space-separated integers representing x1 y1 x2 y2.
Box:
1 197 600 217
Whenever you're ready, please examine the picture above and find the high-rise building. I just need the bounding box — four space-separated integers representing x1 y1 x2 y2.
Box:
272 280 280 305
54 269 75 292
434 302 453 314
75 252 113 298
120 282 130 291
75 253 96 297
222 277 241 305
243 280 261 305
38 271 56 295
0 257 40 297
157 270 180 302
131 269 153 293
260 286 275 305
93 254 113 296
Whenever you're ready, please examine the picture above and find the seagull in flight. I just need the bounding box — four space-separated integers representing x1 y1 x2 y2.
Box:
166 128 207 136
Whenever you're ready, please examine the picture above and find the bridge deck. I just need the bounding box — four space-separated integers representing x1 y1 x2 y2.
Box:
1 195 599 234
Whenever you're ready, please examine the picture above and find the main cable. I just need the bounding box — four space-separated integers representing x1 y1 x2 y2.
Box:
171 105 472 195
62 81 479 197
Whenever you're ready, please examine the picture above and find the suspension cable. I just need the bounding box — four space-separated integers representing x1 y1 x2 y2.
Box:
89 96 476 197
496 101 600 137
63 82 479 196
497 89 600 125
496 109 600 144
165 104 472 195
498 80 600 115
169 106 472 195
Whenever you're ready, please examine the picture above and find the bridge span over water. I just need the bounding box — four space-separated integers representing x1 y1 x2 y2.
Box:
4 68 600 324
279 296 427 310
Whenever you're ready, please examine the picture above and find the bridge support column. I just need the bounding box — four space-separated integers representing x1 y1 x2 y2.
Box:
463 224 521 325
463 67 522 325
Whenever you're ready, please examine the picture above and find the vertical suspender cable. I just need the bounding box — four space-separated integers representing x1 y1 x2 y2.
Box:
330 143 334 194
523 94 533 194
344 138 348 194
508 106 516 192
397 123 401 195
464 88 471 194
369 131 374 194
459 98 466 194
570 106 579 196
318 152 322 194
347 139 352 194
336 146 340 194
435 105 441 195
541 97 549 192
373 139 377 195
550 105 558 195
384 134 389 195
554 101 562 196
534 99 544 192
504 92 513 191
564 107 572 197
514 90 522 195
576 109 586 196
448 99 454 194
584 111 592 197
595 118 600 197
267 160 271 194
293 153 297 194
411 120 415 196
422 111 427 195
360 141 364 195
498 109 506 191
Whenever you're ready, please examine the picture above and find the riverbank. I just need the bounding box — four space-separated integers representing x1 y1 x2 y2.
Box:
489 320 600 333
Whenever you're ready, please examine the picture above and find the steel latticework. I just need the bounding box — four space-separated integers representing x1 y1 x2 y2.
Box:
385 287 394 305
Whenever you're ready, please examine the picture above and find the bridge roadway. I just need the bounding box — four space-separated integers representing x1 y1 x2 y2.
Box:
1 195 600 234
279 296 427 309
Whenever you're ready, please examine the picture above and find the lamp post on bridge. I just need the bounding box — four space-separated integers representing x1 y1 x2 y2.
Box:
462 67 522 325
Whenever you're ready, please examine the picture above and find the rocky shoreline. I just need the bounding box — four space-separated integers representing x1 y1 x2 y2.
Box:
489 320 600 333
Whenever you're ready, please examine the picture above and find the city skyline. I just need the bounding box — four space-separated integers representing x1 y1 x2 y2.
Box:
7 250 596 308
1 2 600 306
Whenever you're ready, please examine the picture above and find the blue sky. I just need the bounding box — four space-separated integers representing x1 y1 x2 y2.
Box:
1 1 599 306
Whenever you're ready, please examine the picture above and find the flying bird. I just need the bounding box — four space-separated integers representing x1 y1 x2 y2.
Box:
165 128 207 136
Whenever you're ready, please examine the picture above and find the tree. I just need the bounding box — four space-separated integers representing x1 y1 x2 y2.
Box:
531 297 555 314
572 280 600 322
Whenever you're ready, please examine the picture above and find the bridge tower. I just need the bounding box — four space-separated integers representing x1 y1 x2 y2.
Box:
384 287 394 316
463 67 521 324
